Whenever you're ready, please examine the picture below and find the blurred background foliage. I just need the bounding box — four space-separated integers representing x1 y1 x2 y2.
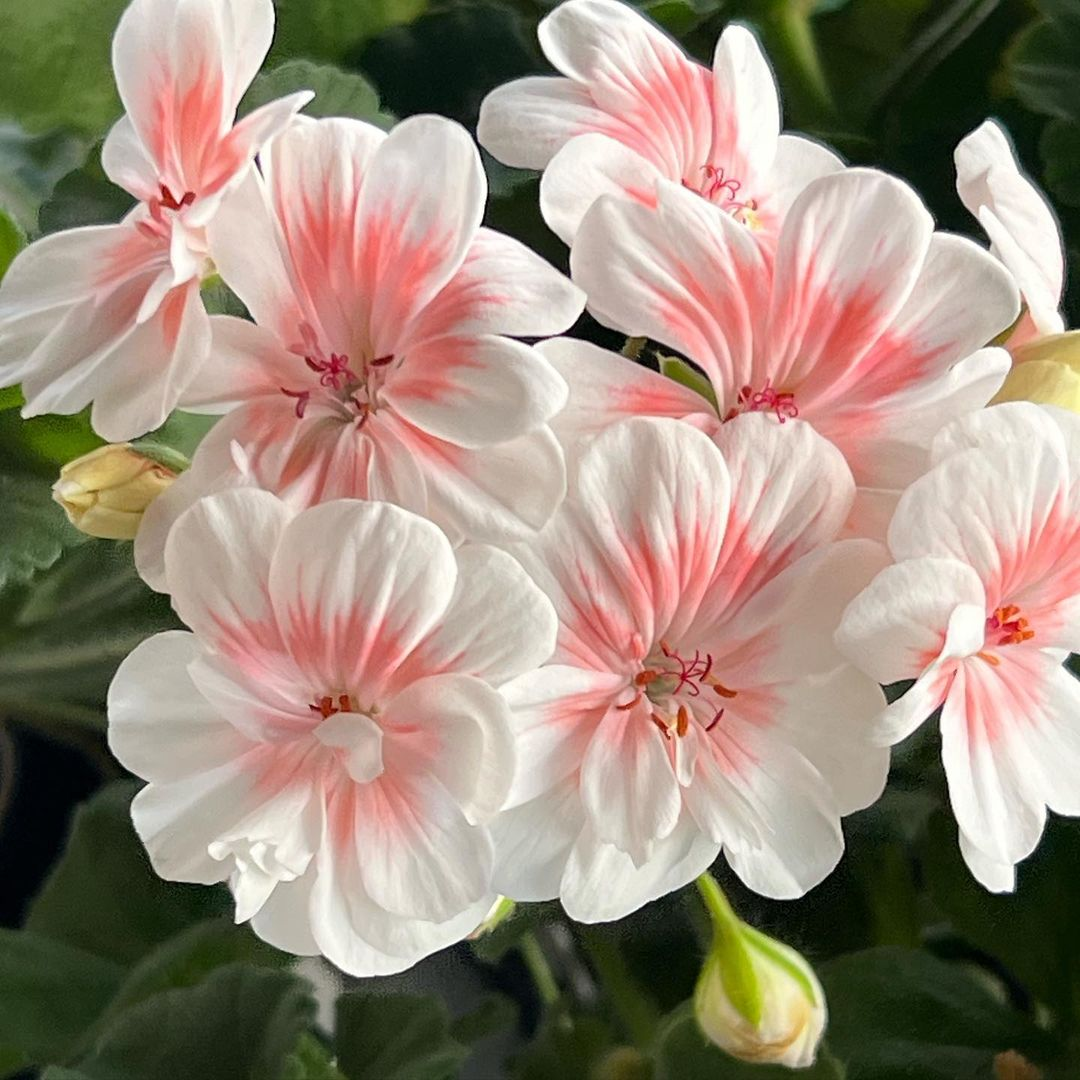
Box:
0 0 1079 1076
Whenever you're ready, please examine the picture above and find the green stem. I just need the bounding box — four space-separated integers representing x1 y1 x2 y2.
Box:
520 932 560 1007
694 872 742 941
764 1 837 127
580 929 659 1050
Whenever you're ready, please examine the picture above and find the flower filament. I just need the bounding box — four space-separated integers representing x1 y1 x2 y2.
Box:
724 380 798 424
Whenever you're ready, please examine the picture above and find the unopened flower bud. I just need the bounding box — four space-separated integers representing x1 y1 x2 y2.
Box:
693 874 826 1069
994 331 1080 414
52 443 180 540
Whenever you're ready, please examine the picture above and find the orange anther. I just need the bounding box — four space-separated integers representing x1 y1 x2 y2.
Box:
651 713 672 740
615 693 641 711
976 651 1001 667
675 705 689 738
635 669 663 687
707 678 738 699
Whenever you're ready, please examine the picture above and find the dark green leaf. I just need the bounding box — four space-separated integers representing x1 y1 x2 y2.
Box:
450 993 519 1046
652 1002 842 1079
1040 118 1080 208
271 0 428 64
37 150 133 234
0 542 180 728
0 0 126 136
0 929 123 1066
0 467 82 591
282 1034 346 1080
512 1011 614 1080
66 965 316 1080
244 59 392 125
335 992 470 1080
0 122 87 233
820 947 1057 1079
25 781 228 964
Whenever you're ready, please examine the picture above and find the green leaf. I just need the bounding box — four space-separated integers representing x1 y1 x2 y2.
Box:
243 59 392 125
820 947 1057 1079
0 0 126 136
271 0 428 64
25 781 228 964
0 542 180 728
0 207 25 280
64 965 316 1080
0 122 87 233
652 1002 842 1080
0 467 83 591
1040 118 1080 208
91 918 287 1041
0 929 123 1067
449 993 519 1047
335 992 470 1080
37 150 134 235
282 1035 346 1080
512 1011 614 1080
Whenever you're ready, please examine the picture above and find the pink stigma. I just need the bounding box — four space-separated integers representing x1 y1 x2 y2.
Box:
724 379 798 424
305 351 357 390
659 641 713 697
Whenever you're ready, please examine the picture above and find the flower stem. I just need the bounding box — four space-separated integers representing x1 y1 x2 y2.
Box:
694 871 741 940
520 931 561 1007
579 929 659 1049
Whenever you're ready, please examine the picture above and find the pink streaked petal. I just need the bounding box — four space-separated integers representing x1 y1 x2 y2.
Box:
350 742 494 922
708 24 780 194
767 168 933 392
404 227 585 343
381 672 516 825
267 500 457 699
478 76 614 170
572 180 768 400
355 116 485 359
560 810 717 923
537 0 713 177
956 120 1064 338
164 487 292 668
580 700 682 864
540 336 713 457
388 415 567 543
540 133 663 245
111 0 274 192
835 556 987 687
384 334 568 449
499 664 625 809
393 544 558 689
101 114 158 202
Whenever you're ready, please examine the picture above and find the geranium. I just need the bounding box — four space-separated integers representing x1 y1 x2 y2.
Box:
491 415 887 921
837 402 1080 891
108 489 558 974
478 0 840 244
0 0 309 440
550 168 1020 536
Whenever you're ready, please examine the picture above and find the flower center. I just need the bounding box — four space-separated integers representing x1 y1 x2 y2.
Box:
683 164 761 227
617 640 738 739
308 693 356 719
976 604 1035 667
723 380 798 424
279 321 398 423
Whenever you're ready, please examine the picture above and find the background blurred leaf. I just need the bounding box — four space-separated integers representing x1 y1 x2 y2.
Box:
270 0 429 64
24 781 227 963
37 149 133 234
0 208 25 278
335 992 470 1080
1039 119 1080 208
0 123 87 232
0 929 123 1068
282 1034 346 1080
0 468 82 591
0 0 125 136
819 947 1058 1079
52 965 316 1080
512 1011 614 1080
243 59 393 125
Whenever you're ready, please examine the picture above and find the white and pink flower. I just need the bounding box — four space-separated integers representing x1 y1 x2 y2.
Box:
478 0 841 245
491 415 888 921
0 0 309 440
551 167 1020 536
109 489 558 974
837 402 1080 891
134 113 583 586
955 119 1065 350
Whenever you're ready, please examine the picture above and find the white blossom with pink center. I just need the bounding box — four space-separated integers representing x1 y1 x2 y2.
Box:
547 167 1021 537
837 402 1080 893
478 0 841 245
955 119 1066 351
0 0 309 440
108 489 558 975
132 113 584 589
490 415 889 922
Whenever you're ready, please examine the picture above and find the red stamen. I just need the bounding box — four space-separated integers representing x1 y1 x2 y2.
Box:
704 707 725 733
370 353 395 367
616 693 641 711
280 386 311 419
651 713 672 740
158 184 195 211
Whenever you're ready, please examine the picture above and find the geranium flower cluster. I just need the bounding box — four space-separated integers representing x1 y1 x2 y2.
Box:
4 0 1078 978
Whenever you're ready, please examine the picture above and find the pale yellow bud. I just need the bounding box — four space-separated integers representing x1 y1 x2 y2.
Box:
994 331 1080 413
695 926 826 1069
52 443 178 540
693 874 826 1069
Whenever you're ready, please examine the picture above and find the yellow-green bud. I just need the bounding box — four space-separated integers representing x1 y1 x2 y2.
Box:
994 331 1080 413
693 874 826 1069
52 443 178 540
